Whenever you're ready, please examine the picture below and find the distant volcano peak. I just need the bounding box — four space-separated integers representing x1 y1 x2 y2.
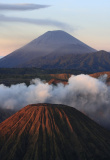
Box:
43 30 73 37
35 30 84 45
0 30 96 68
46 30 66 34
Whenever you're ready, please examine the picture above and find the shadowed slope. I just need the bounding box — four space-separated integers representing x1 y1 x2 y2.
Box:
0 103 110 160
23 50 110 72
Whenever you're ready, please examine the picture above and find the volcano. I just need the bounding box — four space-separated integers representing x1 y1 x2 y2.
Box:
0 30 96 68
0 103 110 160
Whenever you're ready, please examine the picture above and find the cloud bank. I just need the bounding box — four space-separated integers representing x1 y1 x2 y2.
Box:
0 74 110 129
0 3 50 11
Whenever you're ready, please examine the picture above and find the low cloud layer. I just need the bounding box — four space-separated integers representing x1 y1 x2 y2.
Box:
0 74 110 129
0 3 50 11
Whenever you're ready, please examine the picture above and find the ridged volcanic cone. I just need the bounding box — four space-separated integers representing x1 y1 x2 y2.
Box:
0 103 110 160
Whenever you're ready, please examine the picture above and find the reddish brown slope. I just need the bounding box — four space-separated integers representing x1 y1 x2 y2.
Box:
0 104 110 160
90 71 110 86
50 73 71 80
49 72 110 85
90 71 110 82
48 79 68 85
48 73 70 85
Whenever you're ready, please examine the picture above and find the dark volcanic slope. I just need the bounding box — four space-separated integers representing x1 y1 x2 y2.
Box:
0 30 96 68
0 108 15 123
0 104 110 160
23 50 110 72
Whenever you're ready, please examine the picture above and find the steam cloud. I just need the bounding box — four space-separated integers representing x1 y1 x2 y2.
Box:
0 74 110 129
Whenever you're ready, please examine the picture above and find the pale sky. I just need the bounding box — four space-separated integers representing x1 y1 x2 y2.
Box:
0 0 110 56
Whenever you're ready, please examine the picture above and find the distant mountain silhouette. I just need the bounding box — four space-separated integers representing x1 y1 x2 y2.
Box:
0 30 96 68
0 103 110 160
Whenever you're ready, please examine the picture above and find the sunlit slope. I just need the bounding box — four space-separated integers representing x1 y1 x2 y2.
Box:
0 103 110 160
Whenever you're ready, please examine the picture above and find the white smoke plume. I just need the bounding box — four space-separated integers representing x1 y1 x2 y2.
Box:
0 74 110 129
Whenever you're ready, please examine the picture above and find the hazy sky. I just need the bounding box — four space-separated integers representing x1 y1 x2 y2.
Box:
0 0 110 56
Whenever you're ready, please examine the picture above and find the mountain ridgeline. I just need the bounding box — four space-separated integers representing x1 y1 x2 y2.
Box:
0 103 110 160
0 30 96 68
22 50 110 72
0 30 110 72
